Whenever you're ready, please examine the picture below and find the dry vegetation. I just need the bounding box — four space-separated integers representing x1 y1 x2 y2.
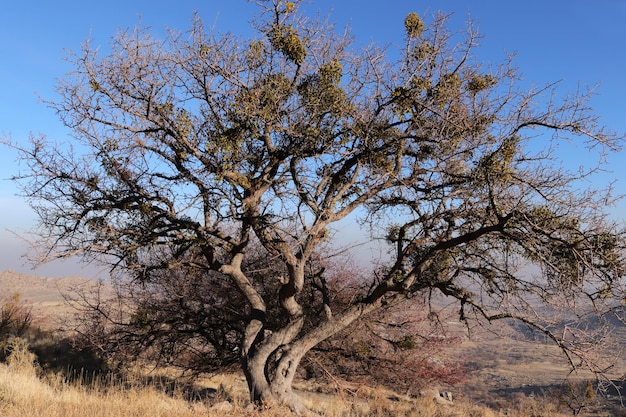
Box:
1 270 624 416
0 336 571 417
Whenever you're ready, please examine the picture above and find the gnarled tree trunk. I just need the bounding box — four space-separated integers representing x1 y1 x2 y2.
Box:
242 319 308 412
241 295 386 414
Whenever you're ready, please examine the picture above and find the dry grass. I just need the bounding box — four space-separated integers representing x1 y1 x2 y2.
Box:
0 271 612 417
0 271 610 417
0 337 517 417
0 339 199 417
0 340 580 417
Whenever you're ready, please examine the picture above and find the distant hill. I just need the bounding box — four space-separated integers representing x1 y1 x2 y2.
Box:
0 270 97 327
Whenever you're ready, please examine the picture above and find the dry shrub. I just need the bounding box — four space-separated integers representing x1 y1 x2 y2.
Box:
4 337 38 376
0 294 33 350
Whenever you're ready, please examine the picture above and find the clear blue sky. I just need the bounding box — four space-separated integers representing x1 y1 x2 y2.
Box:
1 0 625 277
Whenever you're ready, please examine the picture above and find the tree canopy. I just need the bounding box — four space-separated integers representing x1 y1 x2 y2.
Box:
6 0 626 412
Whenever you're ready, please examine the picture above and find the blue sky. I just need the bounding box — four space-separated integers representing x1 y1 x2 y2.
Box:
1 0 625 277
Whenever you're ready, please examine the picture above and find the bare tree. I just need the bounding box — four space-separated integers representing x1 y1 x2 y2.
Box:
5 0 626 412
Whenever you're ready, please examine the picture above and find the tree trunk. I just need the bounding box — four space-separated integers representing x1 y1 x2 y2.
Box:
241 298 389 414
244 342 311 415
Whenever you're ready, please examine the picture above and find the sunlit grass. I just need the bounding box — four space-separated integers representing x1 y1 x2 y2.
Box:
0 337 579 417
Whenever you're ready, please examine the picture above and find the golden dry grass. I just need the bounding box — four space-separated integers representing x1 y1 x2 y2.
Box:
0 341 196 417
0 348 576 417
0 337 515 417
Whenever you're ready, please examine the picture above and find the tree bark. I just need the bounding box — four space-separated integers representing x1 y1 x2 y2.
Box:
243 340 313 415
243 320 310 413
242 293 393 414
